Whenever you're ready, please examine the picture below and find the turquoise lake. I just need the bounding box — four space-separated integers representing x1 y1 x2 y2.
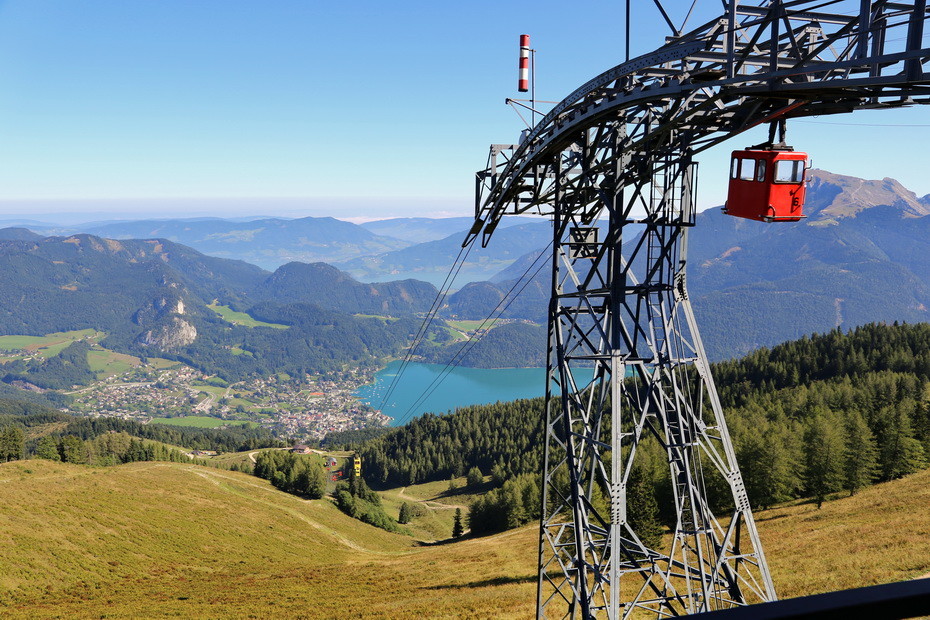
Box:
355 361 548 426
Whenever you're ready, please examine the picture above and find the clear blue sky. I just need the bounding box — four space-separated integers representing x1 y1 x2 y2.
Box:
0 1 927 221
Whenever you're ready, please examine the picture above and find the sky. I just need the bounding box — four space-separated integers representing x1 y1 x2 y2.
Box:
0 0 927 222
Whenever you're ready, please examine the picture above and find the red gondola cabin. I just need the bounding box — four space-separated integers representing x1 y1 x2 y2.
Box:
724 149 808 222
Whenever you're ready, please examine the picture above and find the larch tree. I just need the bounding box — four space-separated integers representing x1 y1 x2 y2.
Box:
803 409 845 508
843 410 878 496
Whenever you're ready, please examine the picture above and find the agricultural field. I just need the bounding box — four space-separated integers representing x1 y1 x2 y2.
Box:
432 324 468 343
191 384 229 399
86 346 178 378
0 328 177 380
0 329 103 359
86 349 140 378
446 318 501 332
207 303 289 329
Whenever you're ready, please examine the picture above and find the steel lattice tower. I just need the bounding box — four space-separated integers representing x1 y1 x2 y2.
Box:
464 2 930 618
537 138 773 617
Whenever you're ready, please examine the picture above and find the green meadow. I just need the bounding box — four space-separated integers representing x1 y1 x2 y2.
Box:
446 319 499 332
86 349 140 377
207 304 289 329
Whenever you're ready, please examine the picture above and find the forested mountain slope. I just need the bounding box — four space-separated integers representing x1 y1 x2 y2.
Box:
448 170 930 360
0 234 264 336
253 261 438 315
6 167 930 382
354 323 930 514
0 235 431 382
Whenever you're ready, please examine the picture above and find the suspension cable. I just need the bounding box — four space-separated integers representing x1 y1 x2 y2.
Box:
389 243 553 427
375 241 475 412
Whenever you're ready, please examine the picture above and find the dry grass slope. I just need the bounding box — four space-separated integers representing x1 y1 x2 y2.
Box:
0 461 535 619
0 461 928 618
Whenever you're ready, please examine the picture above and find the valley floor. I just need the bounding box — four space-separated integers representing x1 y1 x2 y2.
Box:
1 461 928 618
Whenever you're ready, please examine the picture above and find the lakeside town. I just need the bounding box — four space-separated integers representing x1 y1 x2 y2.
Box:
65 361 392 440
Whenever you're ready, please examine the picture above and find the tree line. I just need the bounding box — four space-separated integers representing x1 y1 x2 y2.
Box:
252 450 327 499
353 322 930 534
356 398 542 488
31 431 200 467
0 397 285 456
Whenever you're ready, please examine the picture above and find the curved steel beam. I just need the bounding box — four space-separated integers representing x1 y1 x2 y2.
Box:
468 0 930 248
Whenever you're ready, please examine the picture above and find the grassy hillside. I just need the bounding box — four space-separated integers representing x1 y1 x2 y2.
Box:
0 460 536 619
1 461 929 618
761 470 930 597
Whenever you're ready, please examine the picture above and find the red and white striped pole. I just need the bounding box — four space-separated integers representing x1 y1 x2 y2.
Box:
518 34 530 92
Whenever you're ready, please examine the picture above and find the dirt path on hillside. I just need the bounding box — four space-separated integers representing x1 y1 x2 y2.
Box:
397 486 467 512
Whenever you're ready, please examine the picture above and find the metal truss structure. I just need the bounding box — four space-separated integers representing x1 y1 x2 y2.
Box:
463 2 930 618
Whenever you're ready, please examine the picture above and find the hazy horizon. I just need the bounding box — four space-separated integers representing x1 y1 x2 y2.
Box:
0 196 476 226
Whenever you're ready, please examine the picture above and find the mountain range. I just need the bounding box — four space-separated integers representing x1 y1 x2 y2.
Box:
3 168 930 370
338 221 552 285
71 216 411 271
14 214 540 277
688 170 930 358
0 234 432 382
424 170 930 359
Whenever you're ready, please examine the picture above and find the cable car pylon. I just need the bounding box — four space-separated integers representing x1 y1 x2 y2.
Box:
463 2 930 618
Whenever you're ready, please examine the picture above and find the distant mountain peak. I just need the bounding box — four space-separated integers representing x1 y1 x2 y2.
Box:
806 169 930 220
0 227 43 241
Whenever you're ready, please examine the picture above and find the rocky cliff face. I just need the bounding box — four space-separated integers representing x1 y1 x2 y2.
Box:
138 316 197 350
133 293 188 326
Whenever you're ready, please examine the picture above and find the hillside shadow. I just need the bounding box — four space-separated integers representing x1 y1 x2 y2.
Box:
423 575 536 590
437 480 493 499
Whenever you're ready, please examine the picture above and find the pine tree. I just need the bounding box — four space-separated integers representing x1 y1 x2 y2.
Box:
306 463 328 499
452 508 464 538
503 483 528 529
736 415 800 510
490 462 507 486
398 502 411 524
35 436 61 461
0 426 24 462
58 435 88 464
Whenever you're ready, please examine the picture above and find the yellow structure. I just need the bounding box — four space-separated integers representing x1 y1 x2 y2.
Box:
353 454 362 478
